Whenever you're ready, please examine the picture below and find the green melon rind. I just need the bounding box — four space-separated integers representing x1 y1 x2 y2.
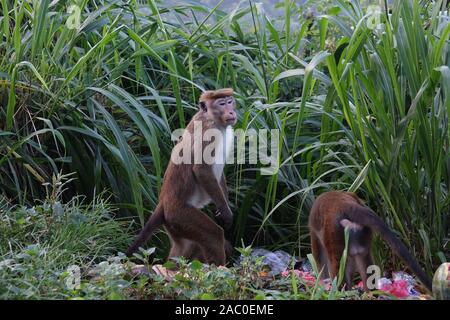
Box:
432 263 450 300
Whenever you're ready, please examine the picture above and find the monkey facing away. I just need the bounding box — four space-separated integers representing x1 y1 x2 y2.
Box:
126 88 237 265
308 191 432 291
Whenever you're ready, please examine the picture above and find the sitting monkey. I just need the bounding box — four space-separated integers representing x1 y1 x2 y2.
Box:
126 88 237 266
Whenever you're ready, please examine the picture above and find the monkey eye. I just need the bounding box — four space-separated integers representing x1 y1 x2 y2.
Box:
218 100 226 106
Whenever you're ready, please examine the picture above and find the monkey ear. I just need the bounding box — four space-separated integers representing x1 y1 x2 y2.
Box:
199 101 207 111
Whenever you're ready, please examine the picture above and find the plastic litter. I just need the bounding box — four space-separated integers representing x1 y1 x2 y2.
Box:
240 248 296 276
240 247 429 299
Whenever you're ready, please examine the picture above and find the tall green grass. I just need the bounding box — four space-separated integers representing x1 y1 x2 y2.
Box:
0 0 448 272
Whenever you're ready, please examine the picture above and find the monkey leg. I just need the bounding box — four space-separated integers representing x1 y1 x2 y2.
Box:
168 235 190 258
167 235 182 258
168 235 205 261
326 250 341 282
355 252 374 291
187 241 207 261
311 232 329 278
224 239 234 259
165 206 226 266
344 257 356 290
324 229 345 282
328 254 340 288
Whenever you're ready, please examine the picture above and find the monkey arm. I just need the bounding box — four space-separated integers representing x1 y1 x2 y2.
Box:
219 173 235 240
192 165 233 230
220 174 228 199
192 164 230 211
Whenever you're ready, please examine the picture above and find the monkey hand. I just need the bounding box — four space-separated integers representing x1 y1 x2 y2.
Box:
215 206 233 231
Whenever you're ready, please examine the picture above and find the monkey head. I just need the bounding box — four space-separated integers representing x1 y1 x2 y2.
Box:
199 88 237 128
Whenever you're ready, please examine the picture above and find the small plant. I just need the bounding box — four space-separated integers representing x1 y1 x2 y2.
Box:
42 172 76 204
0 194 132 299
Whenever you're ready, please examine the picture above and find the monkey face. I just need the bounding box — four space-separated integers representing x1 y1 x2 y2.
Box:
198 89 237 128
205 96 237 127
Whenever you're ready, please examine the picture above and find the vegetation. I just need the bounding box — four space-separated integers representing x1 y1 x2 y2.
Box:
0 0 449 299
0 192 379 300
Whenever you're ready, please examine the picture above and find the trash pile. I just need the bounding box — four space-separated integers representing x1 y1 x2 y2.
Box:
242 248 433 299
376 272 421 298
121 248 445 300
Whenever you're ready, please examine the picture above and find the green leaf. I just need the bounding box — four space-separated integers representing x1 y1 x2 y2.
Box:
163 261 177 270
272 69 305 82
190 260 203 271
348 160 371 193
199 293 215 300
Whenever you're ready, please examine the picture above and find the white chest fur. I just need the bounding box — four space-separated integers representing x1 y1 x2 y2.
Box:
188 126 233 208
212 126 233 181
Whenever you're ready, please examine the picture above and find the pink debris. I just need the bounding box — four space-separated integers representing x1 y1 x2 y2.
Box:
281 270 330 289
281 269 300 277
299 271 316 287
282 269 418 298
376 271 420 298
379 279 409 297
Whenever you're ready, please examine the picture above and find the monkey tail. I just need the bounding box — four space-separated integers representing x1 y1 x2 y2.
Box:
126 204 165 257
342 205 432 291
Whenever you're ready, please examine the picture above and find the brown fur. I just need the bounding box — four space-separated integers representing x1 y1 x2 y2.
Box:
199 88 234 102
308 191 432 291
126 89 237 265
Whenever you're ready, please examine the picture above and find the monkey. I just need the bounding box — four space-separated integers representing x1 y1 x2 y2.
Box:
308 191 432 292
126 88 238 266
